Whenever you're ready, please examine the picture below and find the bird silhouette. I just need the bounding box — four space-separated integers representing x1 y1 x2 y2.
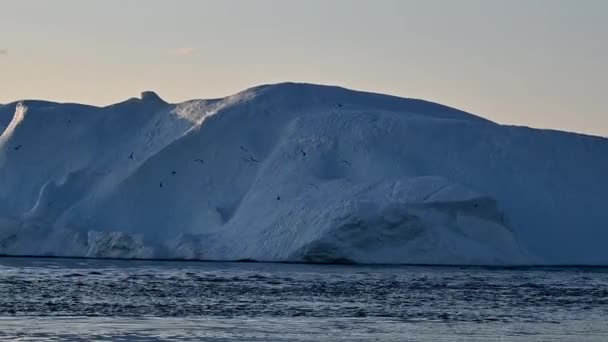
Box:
307 183 320 190
129 152 134 160
13 145 22 151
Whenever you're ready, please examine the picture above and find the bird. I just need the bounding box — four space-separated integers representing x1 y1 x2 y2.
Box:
13 145 22 151
159 182 163 188
240 146 249 153
301 149 306 157
194 159 205 164
337 103 344 108
276 195 281 201
307 183 320 190
129 152 134 160
171 171 177 175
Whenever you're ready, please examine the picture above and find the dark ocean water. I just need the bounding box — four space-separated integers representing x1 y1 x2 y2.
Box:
1 257 607 341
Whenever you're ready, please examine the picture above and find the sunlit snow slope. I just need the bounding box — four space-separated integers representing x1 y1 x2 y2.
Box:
1 83 607 265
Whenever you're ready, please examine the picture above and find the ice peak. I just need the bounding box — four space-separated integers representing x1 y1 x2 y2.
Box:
140 91 167 104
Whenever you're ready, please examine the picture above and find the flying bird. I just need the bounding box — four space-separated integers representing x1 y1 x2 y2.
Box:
13 145 22 151
242 156 260 163
307 183 320 190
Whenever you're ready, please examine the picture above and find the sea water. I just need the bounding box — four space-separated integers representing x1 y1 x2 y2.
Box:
1 257 607 341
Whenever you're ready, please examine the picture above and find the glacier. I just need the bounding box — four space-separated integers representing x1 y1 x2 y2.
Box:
0 83 607 265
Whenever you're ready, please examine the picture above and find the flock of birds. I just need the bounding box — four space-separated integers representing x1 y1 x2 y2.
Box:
7 103 351 201
146 102 349 199
150 144 303 199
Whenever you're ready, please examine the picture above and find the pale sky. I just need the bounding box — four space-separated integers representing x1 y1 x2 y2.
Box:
1 0 606 136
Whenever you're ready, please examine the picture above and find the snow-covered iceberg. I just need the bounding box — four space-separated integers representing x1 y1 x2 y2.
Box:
1 83 607 265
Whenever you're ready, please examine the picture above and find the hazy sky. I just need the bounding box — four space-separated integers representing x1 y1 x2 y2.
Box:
1 0 606 136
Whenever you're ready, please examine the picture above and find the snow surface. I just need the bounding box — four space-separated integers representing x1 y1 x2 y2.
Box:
1 83 607 265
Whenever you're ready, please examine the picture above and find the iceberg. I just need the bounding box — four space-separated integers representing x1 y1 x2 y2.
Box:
1 83 606 265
